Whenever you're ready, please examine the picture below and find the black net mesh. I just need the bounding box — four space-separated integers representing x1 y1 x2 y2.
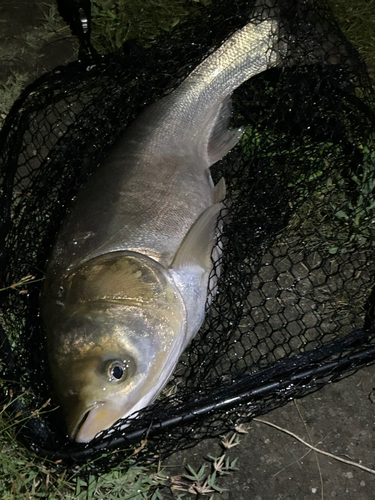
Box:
1 0 375 470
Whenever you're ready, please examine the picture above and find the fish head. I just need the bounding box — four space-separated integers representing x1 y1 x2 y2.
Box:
51 335 140 443
43 251 186 442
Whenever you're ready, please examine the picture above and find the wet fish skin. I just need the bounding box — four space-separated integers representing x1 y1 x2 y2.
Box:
42 19 278 442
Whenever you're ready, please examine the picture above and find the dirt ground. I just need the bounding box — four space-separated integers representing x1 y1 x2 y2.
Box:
1 1 375 499
162 366 375 500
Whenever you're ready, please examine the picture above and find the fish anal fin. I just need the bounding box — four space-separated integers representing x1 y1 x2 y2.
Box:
213 176 226 204
207 96 244 166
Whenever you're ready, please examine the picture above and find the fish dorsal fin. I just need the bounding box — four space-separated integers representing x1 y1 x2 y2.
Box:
207 96 244 166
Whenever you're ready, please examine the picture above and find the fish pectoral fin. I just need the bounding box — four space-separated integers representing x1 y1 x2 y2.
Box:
207 95 244 166
171 202 224 272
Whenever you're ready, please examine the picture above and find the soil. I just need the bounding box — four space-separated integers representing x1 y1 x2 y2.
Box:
1 1 375 499
162 366 375 499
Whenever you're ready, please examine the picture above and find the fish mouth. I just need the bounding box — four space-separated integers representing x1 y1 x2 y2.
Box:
66 402 102 442
72 409 92 441
72 402 124 443
67 398 137 443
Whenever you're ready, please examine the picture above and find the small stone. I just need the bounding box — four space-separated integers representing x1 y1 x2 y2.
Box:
368 389 375 404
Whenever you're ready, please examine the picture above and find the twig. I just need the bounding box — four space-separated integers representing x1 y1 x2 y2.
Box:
273 447 314 477
294 400 324 500
254 418 375 475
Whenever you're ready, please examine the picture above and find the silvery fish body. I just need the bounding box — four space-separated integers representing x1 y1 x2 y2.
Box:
42 19 278 442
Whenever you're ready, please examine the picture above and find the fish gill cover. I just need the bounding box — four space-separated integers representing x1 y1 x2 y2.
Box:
0 0 375 469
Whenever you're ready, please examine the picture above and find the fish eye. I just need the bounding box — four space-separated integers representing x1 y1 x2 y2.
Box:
107 361 126 382
112 365 123 379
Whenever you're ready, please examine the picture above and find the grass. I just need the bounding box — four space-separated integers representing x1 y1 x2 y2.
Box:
0 394 243 499
329 0 375 82
0 397 165 499
0 73 29 126
90 0 210 53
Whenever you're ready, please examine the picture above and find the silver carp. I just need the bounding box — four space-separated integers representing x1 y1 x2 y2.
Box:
42 18 278 442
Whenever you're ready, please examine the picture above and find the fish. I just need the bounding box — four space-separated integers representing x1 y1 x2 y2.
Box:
42 18 279 442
